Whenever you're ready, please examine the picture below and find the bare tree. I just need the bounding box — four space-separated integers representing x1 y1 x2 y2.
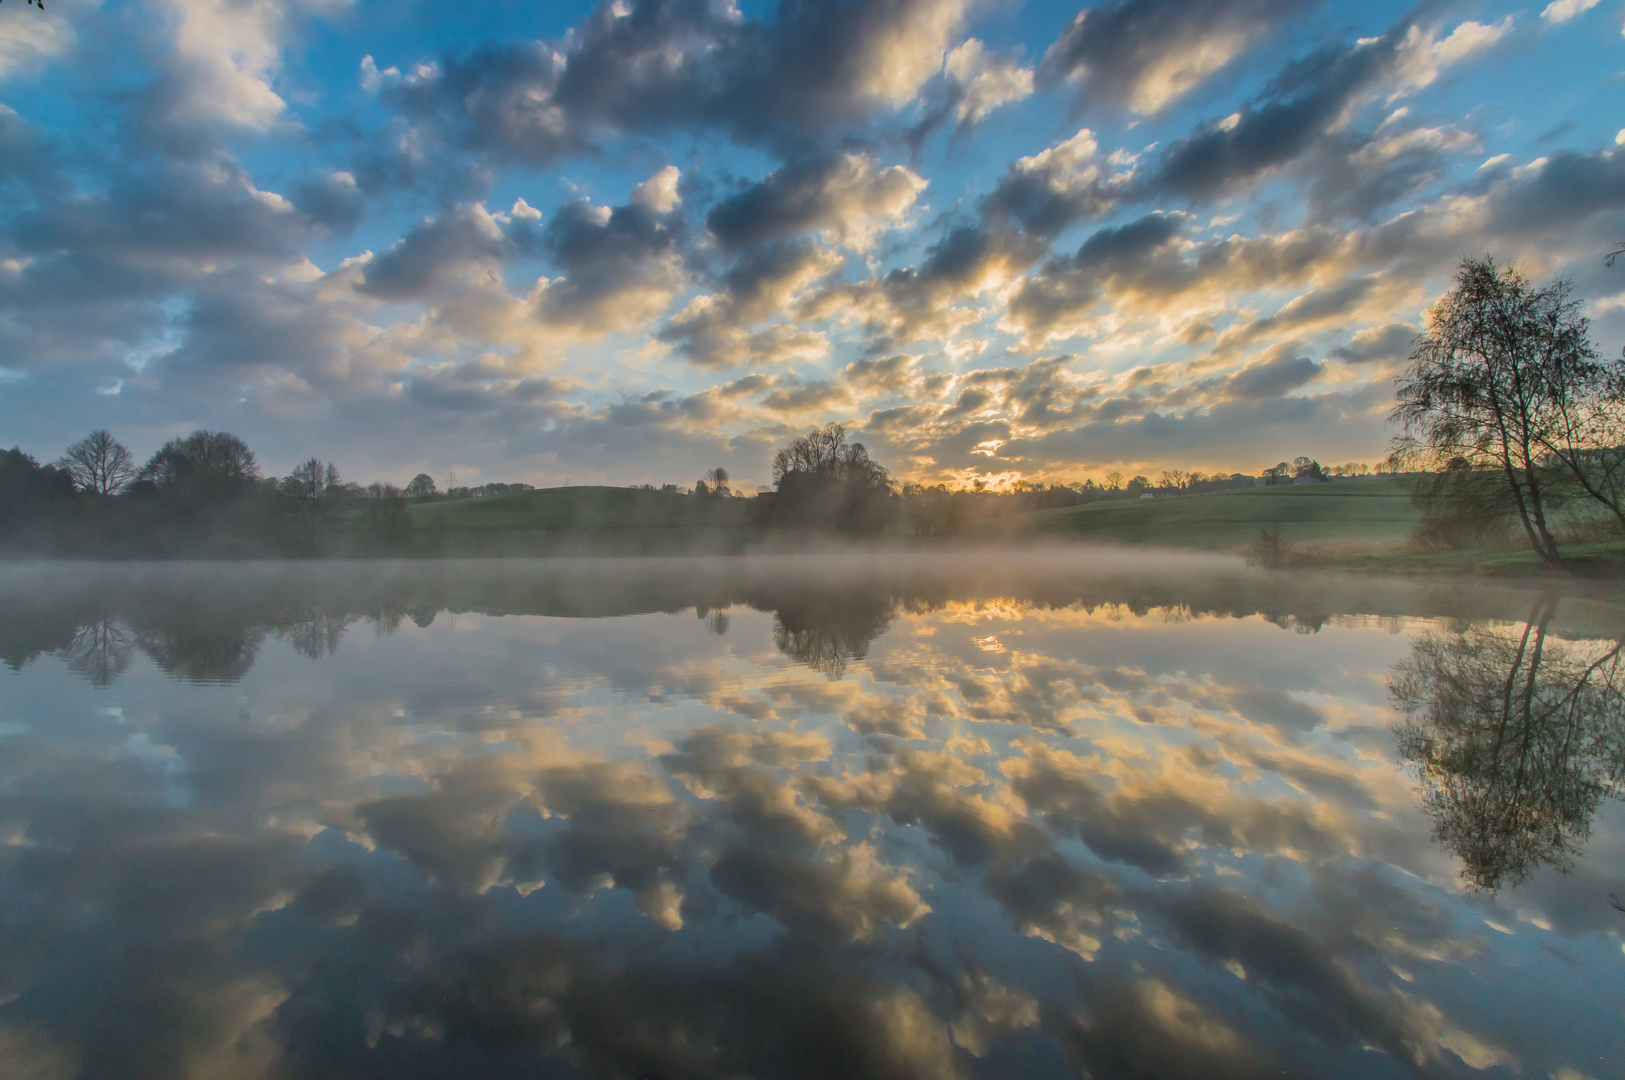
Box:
284 458 340 503
58 430 135 495
1390 258 1579 566
704 466 730 496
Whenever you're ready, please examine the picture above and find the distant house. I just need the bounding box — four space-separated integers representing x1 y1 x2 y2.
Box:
1140 493 1155 499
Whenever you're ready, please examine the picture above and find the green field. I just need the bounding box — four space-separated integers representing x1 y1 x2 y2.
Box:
995 478 1420 551
377 479 1625 575
406 486 754 555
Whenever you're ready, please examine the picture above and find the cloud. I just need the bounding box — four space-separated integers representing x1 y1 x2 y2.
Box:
658 240 840 368
374 0 984 174
1041 0 1312 115
531 169 687 335
1151 16 1508 202
1329 322 1416 366
706 153 927 251
811 223 1045 350
0 0 79 82
287 170 366 234
1540 0 1602 23
1002 211 1188 343
981 128 1127 239
1308 118 1479 222
136 0 351 148
357 202 509 302
1215 353 1324 399
942 38 1034 125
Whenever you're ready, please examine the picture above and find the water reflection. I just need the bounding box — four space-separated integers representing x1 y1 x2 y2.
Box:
61 618 133 687
1392 597 1625 890
0 556 1622 1080
770 588 897 678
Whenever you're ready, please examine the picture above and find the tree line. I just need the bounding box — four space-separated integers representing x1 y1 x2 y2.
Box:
0 417 1393 555
0 431 472 556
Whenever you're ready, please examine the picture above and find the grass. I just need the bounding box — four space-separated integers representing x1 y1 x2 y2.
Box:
404 486 754 556
1311 538 1625 577
376 480 1623 577
988 478 1419 551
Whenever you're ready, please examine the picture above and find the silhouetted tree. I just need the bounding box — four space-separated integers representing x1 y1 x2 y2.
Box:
136 430 259 501
1389 258 1618 564
704 466 730 496
1391 598 1625 890
58 430 136 495
406 473 437 498
1292 456 1327 482
0 448 74 505
754 424 896 535
284 458 341 503
0 448 76 544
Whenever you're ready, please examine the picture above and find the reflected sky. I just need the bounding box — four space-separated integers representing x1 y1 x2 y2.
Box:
0 555 1622 1080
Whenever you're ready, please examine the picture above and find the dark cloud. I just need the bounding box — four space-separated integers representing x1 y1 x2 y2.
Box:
1481 146 1625 236
358 203 509 302
0 154 322 371
1041 0 1313 115
1307 122 1477 222
534 188 685 331
1153 37 1396 200
822 223 1046 349
287 171 367 235
980 128 1127 240
1005 211 1188 335
1211 277 1376 352
706 152 925 251
375 0 982 174
658 239 838 368
1329 322 1416 365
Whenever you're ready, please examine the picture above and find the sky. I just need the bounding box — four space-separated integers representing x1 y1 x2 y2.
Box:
0 0 1623 492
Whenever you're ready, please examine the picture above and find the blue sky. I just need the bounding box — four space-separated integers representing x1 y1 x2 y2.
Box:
1 0 1623 491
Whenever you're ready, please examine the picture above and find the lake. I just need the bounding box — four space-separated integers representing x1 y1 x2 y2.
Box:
1 553 1622 1080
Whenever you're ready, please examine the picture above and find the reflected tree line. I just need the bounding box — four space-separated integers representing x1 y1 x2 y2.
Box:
1391 596 1625 892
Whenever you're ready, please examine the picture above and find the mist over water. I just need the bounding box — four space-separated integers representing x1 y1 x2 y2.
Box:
1 553 1622 1079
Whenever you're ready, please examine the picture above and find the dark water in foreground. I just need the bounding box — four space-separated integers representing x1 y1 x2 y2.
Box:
1 554 1622 1080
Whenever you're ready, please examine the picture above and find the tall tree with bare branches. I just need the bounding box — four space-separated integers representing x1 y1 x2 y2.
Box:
58 430 135 495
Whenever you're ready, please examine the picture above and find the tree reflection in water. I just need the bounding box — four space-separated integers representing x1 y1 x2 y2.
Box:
1391 597 1625 890
135 621 267 684
768 590 897 678
61 618 134 687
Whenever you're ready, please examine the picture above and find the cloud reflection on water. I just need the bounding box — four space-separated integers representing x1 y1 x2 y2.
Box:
0 555 1621 1080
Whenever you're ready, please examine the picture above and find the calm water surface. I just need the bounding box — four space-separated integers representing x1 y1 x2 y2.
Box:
1 554 1622 1080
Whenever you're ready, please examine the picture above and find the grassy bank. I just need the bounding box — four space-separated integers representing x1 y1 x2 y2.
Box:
405 485 755 556
365 480 1625 576
975 479 1625 576
984 478 1418 550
